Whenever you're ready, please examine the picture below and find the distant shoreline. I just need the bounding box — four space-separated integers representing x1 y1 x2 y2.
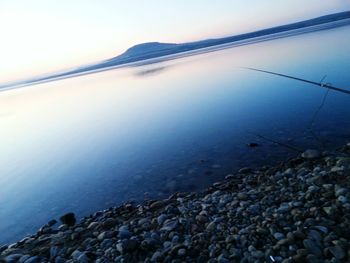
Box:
1 14 350 91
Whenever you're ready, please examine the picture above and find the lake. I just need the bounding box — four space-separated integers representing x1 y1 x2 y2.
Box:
0 25 349 245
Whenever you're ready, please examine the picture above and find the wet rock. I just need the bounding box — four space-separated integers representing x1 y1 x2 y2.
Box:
59 212 76 226
217 254 230 263
237 192 248 200
98 231 115 240
150 201 164 210
206 222 216 232
238 167 251 174
160 219 178 231
19 255 30 263
47 219 57 227
251 250 265 258
102 218 117 228
274 232 285 241
77 253 90 263
5 254 23 263
87 222 99 230
303 239 323 257
116 225 131 239
151 251 162 261
311 226 328 234
335 187 348 197
23 256 41 263
329 245 345 259
157 214 167 225
50 246 60 259
302 149 320 159
178 248 186 257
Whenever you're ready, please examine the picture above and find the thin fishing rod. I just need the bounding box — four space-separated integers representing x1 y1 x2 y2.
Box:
243 67 350 95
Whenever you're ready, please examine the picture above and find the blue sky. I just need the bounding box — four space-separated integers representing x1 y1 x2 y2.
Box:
0 0 349 82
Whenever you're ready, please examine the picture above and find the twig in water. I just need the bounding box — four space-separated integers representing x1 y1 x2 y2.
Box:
253 133 303 153
243 67 350 95
305 81 331 148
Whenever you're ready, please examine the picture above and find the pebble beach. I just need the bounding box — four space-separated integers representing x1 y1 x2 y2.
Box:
1 143 350 263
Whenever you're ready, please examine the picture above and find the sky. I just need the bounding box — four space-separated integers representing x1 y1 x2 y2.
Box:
0 0 349 83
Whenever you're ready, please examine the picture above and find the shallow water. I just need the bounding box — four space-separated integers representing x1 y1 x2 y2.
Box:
0 25 350 244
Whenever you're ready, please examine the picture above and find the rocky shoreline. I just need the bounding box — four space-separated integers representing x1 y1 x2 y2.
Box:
1 144 350 263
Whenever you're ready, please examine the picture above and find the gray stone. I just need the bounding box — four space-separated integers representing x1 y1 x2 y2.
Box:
157 214 167 225
48 219 57 227
19 255 31 263
160 219 178 231
55 256 67 263
77 253 90 263
238 167 251 174
98 231 115 240
206 222 216 232
5 254 24 263
274 232 285 241
59 212 76 226
151 251 161 261
23 256 41 263
87 222 99 230
177 248 186 257
102 218 117 228
118 229 132 239
302 149 320 159
237 192 248 200
100 239 113 249
338 195 348 203
335 188 348 197
312 226 328 234
308 230 322 243
72 250 83 259
329 245 345 259
303 239 322 257
251 250 265 258
217 254 230 263
50 246 60 259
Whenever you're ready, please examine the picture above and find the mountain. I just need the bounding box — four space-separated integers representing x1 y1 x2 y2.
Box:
1 11 350 90
115 42 179 59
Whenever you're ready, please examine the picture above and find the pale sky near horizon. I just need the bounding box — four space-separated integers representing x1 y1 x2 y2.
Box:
0 0 349 83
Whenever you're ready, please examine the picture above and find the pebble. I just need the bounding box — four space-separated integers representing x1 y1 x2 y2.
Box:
23 256 41 263
238 167 251 174
77 253 90 263
160 219 178 231
329 245 345 259
274 232 285 241
302 149 320 159
206 222 216 232
151 251 161 261
118 229 131 239
177 248 186 257
303 239 323 257
5 254 24 262
157 214 167 225
338 195 348 203
335 187 348 197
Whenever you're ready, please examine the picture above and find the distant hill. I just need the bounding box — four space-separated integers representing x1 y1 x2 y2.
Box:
1 11 350 90
116 42 178 59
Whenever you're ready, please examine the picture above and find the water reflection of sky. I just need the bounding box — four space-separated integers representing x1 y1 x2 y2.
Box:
0 25 350 244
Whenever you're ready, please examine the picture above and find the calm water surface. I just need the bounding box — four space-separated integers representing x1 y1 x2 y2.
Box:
1 26 350 244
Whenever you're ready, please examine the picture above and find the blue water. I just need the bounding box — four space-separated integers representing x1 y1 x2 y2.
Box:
0 25 349 244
